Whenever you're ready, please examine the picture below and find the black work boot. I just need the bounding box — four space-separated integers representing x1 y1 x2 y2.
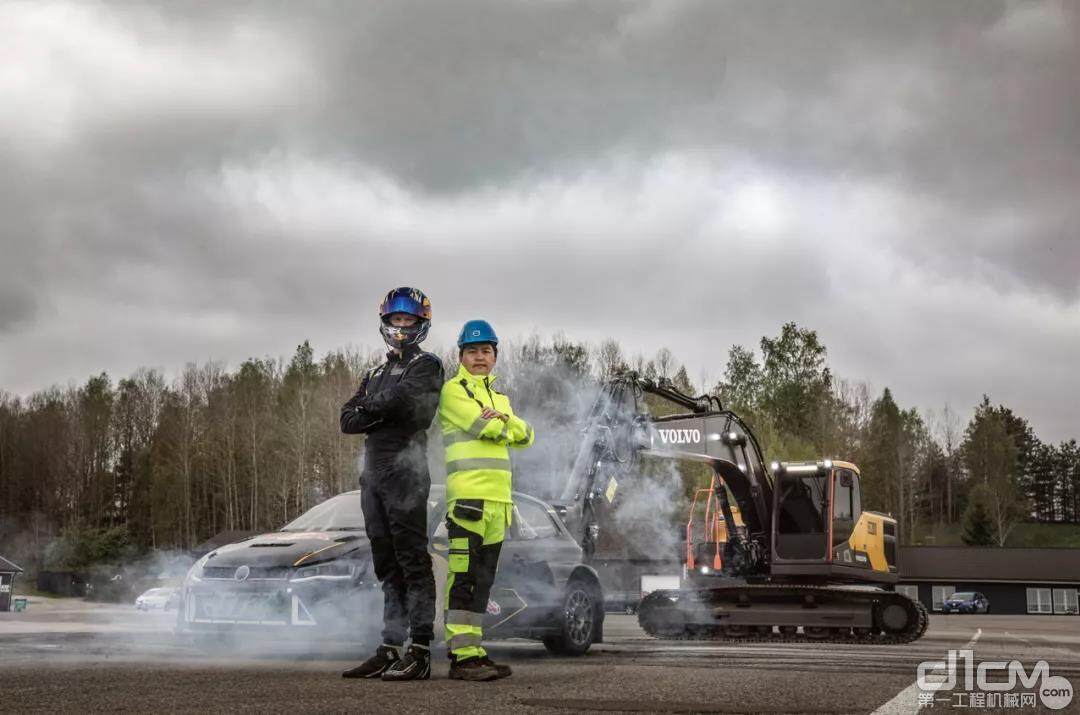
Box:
479 656 512 679
381 644 431 681
342 644 401 679
448 656 500 682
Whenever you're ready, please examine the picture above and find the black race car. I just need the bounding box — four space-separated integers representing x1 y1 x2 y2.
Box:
176 486 604 655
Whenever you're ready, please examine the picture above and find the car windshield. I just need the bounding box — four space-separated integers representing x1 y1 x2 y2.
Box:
145 589 168 596
282 493 365 532
951 592 976 599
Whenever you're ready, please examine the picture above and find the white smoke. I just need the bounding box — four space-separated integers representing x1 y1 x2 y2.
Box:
492 342 698 565
605 455 689 561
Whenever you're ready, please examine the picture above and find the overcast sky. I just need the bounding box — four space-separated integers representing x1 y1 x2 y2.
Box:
2 0 1078 442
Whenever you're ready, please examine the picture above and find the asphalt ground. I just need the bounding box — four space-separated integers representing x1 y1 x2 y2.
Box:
2 599 1079 713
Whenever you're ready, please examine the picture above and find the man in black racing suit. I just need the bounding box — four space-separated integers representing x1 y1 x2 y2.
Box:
340 287 444 681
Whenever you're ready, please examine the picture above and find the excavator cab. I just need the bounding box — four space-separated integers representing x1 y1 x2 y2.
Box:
770 460 897 583
773 461 831 560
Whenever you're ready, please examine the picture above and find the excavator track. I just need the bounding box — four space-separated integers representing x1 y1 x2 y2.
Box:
638 584 929 645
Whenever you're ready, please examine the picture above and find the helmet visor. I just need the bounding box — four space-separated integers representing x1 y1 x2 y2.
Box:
379 289 432 320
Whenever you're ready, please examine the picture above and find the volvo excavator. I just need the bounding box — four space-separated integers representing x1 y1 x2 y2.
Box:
555 371 928 644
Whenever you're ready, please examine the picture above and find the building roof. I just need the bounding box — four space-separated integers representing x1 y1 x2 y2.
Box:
0 555 24 573
900 546 1080 584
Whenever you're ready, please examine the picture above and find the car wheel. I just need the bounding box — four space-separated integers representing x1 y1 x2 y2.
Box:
543 580 598 656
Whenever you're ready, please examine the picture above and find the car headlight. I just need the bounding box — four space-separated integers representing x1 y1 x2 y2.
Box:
290 561 356 582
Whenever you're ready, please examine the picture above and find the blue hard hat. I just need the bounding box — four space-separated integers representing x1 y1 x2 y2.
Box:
457 319 499 348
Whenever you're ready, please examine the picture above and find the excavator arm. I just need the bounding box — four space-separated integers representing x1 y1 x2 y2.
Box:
556 372 773 569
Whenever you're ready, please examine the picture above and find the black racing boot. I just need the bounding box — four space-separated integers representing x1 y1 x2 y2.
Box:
342 644 401 679
381 644 431 681
448 656 500 682
478 656 512 679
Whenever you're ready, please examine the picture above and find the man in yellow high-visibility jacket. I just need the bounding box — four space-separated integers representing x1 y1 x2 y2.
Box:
439 319 534 681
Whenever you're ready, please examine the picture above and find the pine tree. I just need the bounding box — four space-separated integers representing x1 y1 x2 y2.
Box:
961 485 995 546
961 397 1027 545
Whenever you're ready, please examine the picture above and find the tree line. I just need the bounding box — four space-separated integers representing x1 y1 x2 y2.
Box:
714 324 1078 546
1 324 1077 572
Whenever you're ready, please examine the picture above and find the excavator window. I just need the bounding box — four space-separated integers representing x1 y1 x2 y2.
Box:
774 470 832 560
777 473 827 535
832 469 861 547
833 477 852 521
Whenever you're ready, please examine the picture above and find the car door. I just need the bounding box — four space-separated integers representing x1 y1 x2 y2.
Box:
486 496 565 633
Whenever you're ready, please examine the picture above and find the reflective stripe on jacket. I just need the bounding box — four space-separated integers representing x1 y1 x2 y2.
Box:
439 364 534 503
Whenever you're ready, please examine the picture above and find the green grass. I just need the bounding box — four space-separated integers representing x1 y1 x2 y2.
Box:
1006 522 1080 548
910 521 1080 548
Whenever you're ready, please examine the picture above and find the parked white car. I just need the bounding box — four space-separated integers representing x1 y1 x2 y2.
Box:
135 587 179 611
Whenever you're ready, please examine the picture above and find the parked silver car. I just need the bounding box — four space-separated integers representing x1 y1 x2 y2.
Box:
135 587 180 611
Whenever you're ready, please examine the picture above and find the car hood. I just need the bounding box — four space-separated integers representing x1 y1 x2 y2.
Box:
204 531 369 569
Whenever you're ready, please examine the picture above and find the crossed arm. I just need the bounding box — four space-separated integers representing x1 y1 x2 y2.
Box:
340 355 444 434
439 384 534 448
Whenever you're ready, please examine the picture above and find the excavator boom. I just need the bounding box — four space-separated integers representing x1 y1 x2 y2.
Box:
558 373 771 554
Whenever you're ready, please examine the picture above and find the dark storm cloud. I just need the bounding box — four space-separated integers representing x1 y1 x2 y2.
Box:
0 284 36 331
1 0 1078 441
235 0 1080 300
23 0 1075 295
